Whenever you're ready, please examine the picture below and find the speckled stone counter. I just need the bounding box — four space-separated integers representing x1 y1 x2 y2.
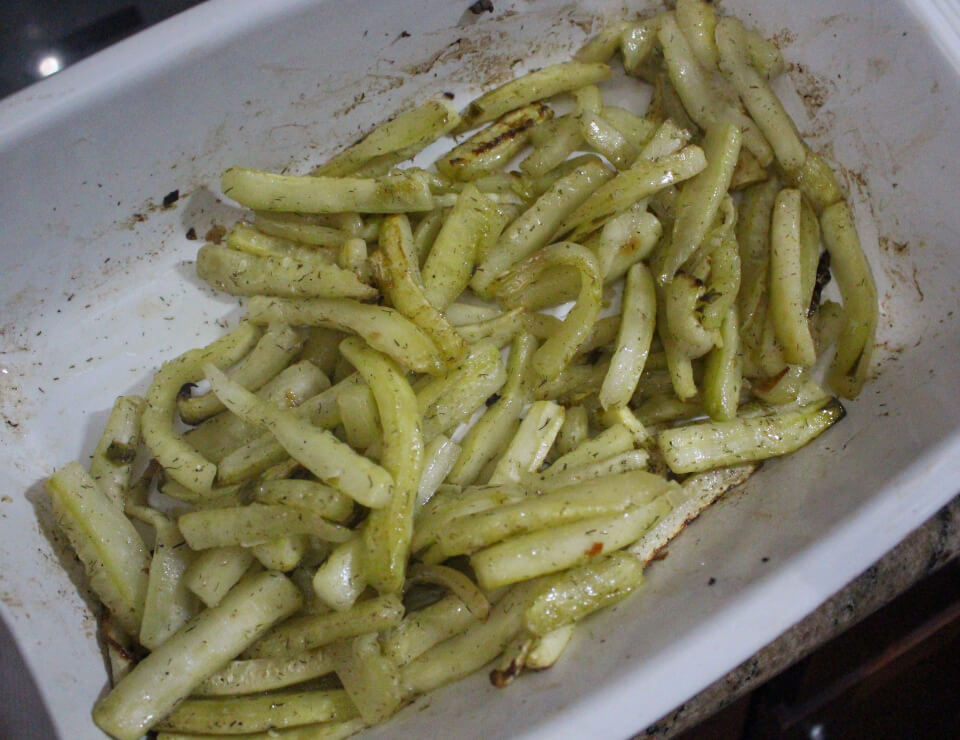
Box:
639 494 960 738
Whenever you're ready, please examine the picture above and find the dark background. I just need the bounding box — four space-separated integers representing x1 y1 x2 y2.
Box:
0 1 203 98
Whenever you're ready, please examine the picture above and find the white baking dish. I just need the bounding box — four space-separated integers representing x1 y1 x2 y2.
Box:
1 1 958 738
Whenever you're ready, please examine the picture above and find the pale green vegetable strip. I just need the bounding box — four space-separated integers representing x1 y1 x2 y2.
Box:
701 230 742 331
186 361 329 464
251 535 309 573
496 243 602 382
820 201 878 398
47 462 149 636
544 424 635 477
213 439 289 489
741 298 773 378
519 115 583 177
245 296 445 375
470 176 533 207
770 188 817 366
422 185 501 309
179 323 304 424
489 633 533 687
406 564 490 621
703 305 743 422
455 307 526 347
426 470 671 562
412 208 446 265
553 404 589 458
814 300 846 356
447 332 536 486
253 213 349 248
314 99 460 177
599 262 657 409
639 119 693 161
413 484 530 554
575 21 631 63
659 122 742 282
401 580 544 695
533 360 609 405
336 381 381 452
444 302 502 326
180 504 351 550
650 68 699 136
488 400 565 485
312 537 366 612
254 479 354 522
658 13 773 165
630 464 756 564
381 594 478 667
221 168 434 214
599 405 650 447
523 153 603 196
340 338 424 595
730 148 769 190
620 19 661 75
416 434 461 510
524 550 645 636
93 571 303 740
143 322 261 493
248 594 405 659
591 209 662 280
298 329 343 376
527 449 651 494
471 500 669 591
799 199 822 311
658 398 845 473
417 341 506 441
601 107 658 150
226 223 339 263
373 214 467 363
526 625 575 669
752 365 829 408
128 505 198 650
194 648 333 696
89 395 144 508
663 273 716 359
184 547 256 608
746 30 785 79
784 149 845 214
576 88 637 168
458 62 610 131
337 237 370 283
157 720 366 740
437 103 553 182
328 634 403 725
676 0 719 69
716 18 805 171
206 365 394 508
736 177 780 331
327 212 377 240
636 394 702 426
554 147 707 240
472 157 612 295
576 315 623 357
632 366 679 402
158 689 357 734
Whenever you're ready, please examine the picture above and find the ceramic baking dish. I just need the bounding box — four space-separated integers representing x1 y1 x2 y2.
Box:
1 1 958 737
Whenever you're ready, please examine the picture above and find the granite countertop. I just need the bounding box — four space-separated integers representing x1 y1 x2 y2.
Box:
639 493 960 738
